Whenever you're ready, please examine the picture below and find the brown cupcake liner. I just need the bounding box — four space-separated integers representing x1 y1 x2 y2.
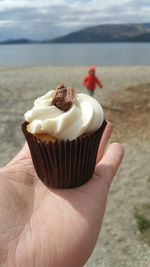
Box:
22 120 107 188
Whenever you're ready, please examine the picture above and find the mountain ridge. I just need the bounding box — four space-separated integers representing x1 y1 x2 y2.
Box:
49 23 150 43
1 23 150 44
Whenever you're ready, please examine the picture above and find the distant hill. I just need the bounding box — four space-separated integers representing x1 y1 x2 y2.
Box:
50 23 150 43
0 39 33 44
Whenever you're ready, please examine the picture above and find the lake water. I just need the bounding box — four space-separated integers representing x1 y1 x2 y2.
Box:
0 43 150 66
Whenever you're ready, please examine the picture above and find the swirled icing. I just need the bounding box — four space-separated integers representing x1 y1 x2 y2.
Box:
24 90 104 141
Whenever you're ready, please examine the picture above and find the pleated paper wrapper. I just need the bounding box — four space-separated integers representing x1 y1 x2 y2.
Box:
22 120 107 188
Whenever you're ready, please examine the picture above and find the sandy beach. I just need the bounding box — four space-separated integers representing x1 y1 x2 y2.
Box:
0 66 150 267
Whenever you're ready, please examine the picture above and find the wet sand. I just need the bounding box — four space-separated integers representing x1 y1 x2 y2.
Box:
0 66 150 267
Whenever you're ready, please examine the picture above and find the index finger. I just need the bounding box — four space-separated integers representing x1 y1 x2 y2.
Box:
95 142 124 188
96 121 113 164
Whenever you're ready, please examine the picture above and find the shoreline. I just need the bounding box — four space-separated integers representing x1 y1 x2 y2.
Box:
0 64 150 68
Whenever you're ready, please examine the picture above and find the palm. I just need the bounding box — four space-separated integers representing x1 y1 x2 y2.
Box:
0 123 123 267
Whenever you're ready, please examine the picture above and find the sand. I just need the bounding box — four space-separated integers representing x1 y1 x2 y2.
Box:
0 66 150 267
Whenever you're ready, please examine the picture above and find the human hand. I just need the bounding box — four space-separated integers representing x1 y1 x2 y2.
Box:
0 122 124 267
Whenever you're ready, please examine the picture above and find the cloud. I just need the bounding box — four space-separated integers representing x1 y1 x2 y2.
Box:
0 0 149 40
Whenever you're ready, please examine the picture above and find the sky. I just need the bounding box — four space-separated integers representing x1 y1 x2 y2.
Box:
0 0 150 41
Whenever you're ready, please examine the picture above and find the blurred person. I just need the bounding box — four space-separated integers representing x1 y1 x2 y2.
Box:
83 66 103 97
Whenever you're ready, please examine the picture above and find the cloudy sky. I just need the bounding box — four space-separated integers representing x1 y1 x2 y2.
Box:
0 0 150 41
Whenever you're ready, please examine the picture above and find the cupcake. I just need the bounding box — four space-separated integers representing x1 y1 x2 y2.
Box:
22 84 107 188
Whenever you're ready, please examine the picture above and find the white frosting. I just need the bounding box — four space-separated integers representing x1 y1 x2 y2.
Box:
24 90 104 141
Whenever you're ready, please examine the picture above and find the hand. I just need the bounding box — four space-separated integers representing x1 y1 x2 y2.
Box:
0 123 124 267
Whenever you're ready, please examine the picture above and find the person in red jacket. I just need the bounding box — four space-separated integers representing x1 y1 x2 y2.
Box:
83 66 103 97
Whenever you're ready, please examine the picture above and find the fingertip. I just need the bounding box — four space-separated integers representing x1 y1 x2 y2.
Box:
106 121 113 131
108 142 124 163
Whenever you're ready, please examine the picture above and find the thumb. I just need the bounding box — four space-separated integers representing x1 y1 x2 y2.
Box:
7 142 31 166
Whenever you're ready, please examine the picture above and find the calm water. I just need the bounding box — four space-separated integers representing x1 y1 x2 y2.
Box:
0 43 150 66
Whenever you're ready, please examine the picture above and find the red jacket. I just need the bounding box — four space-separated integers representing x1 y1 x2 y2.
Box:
83 75 103 91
